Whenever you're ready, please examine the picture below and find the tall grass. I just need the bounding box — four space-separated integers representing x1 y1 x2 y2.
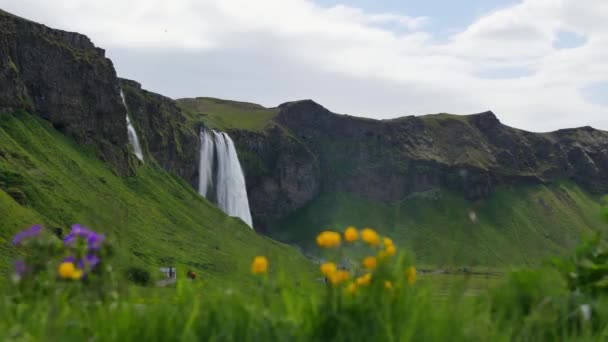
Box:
3 251 608 341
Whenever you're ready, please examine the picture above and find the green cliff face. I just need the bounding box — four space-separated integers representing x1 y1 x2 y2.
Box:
0 10 130 174
2 8 607 270
119 79 200 188
0 112 311 283
179 98 608 265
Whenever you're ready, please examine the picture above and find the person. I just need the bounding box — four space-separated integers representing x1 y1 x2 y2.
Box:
169 267 174 279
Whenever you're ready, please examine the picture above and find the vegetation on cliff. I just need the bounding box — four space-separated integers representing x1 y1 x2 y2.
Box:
0 112 312 285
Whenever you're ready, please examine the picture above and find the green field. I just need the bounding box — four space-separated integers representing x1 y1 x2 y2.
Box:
0 112 312 286
177 97 278 132
271 185 607 267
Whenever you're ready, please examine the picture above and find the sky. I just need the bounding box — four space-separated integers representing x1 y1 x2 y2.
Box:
1 0 607 132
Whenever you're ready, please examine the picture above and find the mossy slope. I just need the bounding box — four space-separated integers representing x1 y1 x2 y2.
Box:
271 184 607 267
0 112 312 284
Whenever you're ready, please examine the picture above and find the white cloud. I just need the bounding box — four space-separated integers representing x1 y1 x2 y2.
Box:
1 0 607 131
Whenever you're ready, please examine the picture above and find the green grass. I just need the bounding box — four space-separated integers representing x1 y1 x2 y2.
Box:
270 184 607 267
0 112 313 286
177 97 278 132
4 252 608 341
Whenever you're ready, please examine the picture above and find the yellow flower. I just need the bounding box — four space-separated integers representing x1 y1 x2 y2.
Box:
344 227 359 242
320 262 337 277
71 268 84 280
362 256 377 270
251 256 268 275
384 281 393 290
328 270 350 285
383 238 393 248
361 228 380 246
385 244 396 256
316 231 341 248
406 266 417 284
58 262 82 280
345 282 358 295
355 273 372 286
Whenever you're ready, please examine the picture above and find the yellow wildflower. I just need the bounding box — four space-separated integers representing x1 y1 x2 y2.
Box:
345 282 357 295
406 266 417 284
328 270 350 285
362 256 377 270
361 228 380 246
320 262 337 277
386 244 396 256
356 273 372 286
71 268 84 280
316 231 341 248
344 227 359 242
383 238 393 248
384 281 393 290
58 262 82 280
251 256 268 275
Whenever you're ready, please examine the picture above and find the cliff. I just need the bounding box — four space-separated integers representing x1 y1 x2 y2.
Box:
0 9 130 174
119 79 200 188
181 98 608 230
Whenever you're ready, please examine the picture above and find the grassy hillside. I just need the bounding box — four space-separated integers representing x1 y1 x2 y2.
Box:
270 184 607 267
177 97 278 132
0 112 312 285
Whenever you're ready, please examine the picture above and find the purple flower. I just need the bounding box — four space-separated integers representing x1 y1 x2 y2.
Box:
14 260 27 276
12 225 43 245
64 254 101 272
87 233 105 250
84 254 100 269
64 224 105 251
63 256 76 263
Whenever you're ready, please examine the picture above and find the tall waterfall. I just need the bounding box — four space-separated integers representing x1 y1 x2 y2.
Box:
120 90 144 161
198 129 253 228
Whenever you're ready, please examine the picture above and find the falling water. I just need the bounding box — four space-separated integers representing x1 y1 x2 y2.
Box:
198 129 215 198
198 129 253 228
120 90 144 161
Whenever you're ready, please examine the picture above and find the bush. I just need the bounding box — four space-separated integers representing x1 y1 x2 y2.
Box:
126 266 151 286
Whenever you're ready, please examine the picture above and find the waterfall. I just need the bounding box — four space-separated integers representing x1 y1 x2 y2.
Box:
198 129 253 228
120 90 144 162
198 129 215 198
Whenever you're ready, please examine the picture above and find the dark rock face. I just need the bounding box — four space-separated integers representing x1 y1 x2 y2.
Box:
0 10 130 173
233 100 608 230
229 126 320 229
119 79 200 187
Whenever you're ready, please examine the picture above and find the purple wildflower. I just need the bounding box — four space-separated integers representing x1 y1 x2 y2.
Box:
84 254 100 269
12 225 43 245
14 260 27 276
87 233 105 250
64 224 105 251
63 256 76 263
64 254 100 272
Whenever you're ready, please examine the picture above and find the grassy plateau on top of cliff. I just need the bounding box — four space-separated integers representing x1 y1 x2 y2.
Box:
177 97 278 132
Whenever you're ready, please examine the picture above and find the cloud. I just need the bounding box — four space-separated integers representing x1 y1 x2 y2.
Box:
1 0 607 131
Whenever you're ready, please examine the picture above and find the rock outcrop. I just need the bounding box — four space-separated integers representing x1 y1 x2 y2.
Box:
119 79 200 187
228 126 320 229
228 100 608 229
0 10 130 173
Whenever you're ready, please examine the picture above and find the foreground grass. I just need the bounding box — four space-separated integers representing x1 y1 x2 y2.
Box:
2 258 608 341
